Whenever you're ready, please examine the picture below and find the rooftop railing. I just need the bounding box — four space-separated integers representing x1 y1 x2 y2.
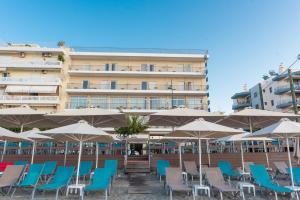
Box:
0 77 61 84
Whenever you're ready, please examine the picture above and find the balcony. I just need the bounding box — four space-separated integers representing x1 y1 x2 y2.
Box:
0 95 59 105
276 98 300 109
66 83 208 95
0 77 61 85
275 83 300 95
66 100 208 112
0 60 62 70
231 91 250 99
68 65 206 78
232 102 251 110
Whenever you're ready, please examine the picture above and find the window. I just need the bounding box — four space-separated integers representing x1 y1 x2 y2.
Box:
111 63 117 71
255 104 259 109
111 97 127 109
271 100 274 106
130 97 147 109
263 89 265 93
149 64 155 72
264 102 267 106
254 92 257 98
172 98 185 108
2 73 9 77
269 87 272 93
90 96 108 109
150 97 169 109
82 80 89 89
104 64 109 71
141 81 148 90
111 81 117 90
70 96 87 109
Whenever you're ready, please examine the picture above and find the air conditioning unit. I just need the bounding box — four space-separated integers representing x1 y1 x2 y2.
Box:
19 52 25 58
42 70 47 74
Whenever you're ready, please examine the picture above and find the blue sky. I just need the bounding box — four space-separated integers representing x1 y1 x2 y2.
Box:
0 0 300 113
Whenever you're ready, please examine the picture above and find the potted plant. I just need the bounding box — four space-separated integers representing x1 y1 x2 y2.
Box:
115 114 148 166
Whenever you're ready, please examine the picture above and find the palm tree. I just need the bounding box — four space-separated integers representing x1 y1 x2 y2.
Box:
115 114 148 164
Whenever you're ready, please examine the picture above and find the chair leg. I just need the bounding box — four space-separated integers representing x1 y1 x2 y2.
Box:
170 189 172 200
220 191 223 200
274 192 278 200
31 188 36 200
56 189 59 200
105 189 108 200
10 187 17 198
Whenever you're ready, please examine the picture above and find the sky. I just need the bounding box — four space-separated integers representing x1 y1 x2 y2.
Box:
0 0 300 113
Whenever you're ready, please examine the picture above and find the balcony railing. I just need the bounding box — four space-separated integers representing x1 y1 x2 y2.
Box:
67 83 207 91
66 100 208 110
0 95 59 104
274 83 300 95
276 98 300 109
0 60 62 69
69 65 206 74
232 102 251 110
0 77 61 85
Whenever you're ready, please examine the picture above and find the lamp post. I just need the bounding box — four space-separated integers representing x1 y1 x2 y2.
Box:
288 54 300 114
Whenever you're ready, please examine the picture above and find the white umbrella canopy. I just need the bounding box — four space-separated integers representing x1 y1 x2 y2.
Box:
46 108 126 127
40 120 113 185
19 128 52 164
0 126 33 161
217 132 273 172
218 108 300 131
252 118 300 188
0 105 56 130
148 107 224 126
167 118 243 186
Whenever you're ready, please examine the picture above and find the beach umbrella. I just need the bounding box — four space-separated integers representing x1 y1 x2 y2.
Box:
149 107 224 126
46 107 125 127
218 108 299 132
41 120 113 185
159 136 209 170
216 132 273 172
0 105 55 131
167 118 243 186
19 128 52 164
0 127 32 161
252 118 300 187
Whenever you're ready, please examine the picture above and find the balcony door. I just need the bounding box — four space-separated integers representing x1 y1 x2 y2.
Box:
82 80 89 89
141 81 148 90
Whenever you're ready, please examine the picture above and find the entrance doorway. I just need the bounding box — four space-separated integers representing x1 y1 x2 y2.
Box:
129 143 143 155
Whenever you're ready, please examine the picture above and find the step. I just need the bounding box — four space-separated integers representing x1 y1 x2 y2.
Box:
125 168 151 173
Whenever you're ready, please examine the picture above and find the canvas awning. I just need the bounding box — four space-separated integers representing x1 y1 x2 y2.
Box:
5 85 57 93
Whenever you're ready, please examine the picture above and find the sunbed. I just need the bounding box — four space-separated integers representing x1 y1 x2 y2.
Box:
165 167 191 200
0 165 23 195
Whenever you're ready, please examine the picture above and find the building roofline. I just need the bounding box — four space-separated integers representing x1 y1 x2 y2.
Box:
0 46 65 53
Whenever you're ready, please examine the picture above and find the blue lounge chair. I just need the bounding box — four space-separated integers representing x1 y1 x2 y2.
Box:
287 168 300 186
156 160 170 182
250 164 294 200
85 168 111 200
218 160 242 181
41 161 57 176
76 161 93 182
104 160 118 177
11 163 44 199
33 166 74 200
14 160 28 166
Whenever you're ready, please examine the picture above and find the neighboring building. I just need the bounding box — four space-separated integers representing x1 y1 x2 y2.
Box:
231 90 251 111
0 43 209 114
231 64 300 113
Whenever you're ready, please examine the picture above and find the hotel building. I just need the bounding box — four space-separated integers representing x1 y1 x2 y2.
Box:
232 64 300 113
0 43 210 114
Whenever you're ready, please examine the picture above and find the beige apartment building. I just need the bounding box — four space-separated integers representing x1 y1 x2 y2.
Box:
0 43 209 114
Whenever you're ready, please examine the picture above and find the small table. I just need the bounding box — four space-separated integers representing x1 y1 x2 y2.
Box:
66 184 85 200
237 182 255 199
192 184 210 200
285 186 300 200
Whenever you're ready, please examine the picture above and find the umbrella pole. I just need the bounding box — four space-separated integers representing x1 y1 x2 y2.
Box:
198 137 202 186
263 140 270 168
95 142 99 168
179 143 182 170
206 140 211 167
76 140 83 185
64 141 68 166
1 140 7 162
286 137 295 187
31 141 36 164
148 135 151 168
249 117 253 133
240 142 245 173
